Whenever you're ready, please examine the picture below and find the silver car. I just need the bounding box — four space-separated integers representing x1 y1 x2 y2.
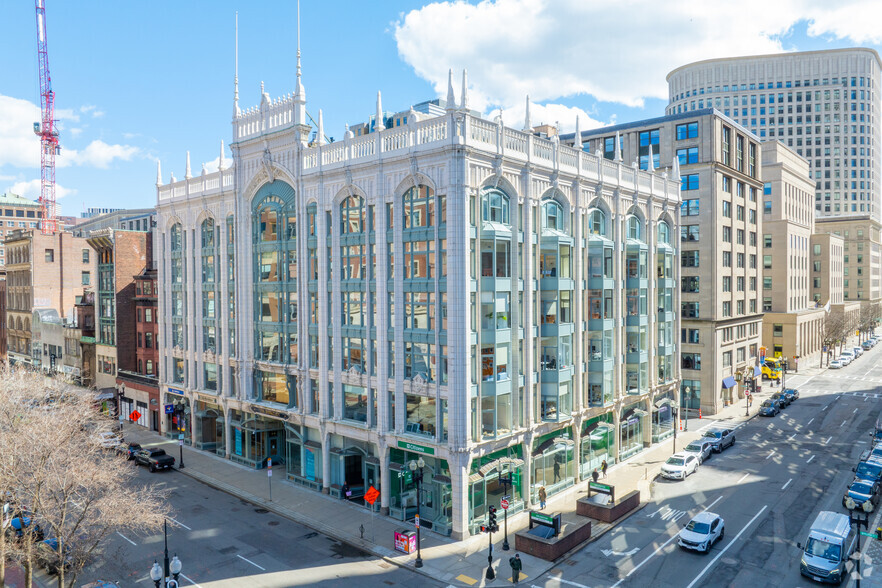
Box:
683 439 714 464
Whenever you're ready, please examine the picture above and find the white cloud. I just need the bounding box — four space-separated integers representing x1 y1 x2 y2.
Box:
59 140 140 169
488 101 607 133
394 0 881 112
6 178 76 200
69 128 83 137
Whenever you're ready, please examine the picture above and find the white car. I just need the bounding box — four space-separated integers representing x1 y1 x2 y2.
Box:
678 511 725 553
683 439 714 464
839 353 854 365
661 453 699 480
829 359 844 369
92 431 121 449
853 347 864 357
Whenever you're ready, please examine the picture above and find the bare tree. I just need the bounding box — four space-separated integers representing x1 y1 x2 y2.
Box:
0 367 171 588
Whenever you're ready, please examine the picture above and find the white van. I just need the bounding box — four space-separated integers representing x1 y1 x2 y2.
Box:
797 511 857 584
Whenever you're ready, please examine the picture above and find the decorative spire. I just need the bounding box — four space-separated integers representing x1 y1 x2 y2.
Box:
646 143 655 172
184 151 192 179
573 116 582 151
219 140 226 170
316 109 325 146
170 171 176 183
614 130 623 162
295 0 304 101
375 91 385 132
408 104 418 124
233 12 239 117
201 162 207 176
460 69 469 111
671 153 681 182
523 95 531 132
293 0 307 134
446 69 456 111
156 160 162 187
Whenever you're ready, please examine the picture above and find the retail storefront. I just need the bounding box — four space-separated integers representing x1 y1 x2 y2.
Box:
580 414 615 478
721 376 736 407
229 406 286 469
194 398 225 456
619 404 647 461
467 446 524 535
284 423 324 491
389 442 452 536
328 435 379 503
164 388 191 443
651 392 675 443
531 428 575 501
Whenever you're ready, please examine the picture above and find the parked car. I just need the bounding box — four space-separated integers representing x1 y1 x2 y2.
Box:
678 512 725 553
116 442 142 460
863 341 873 351
842 478 880 511
839 352 855 365
134 448 176 472
6 515 44 542
853 347 864 358
829 359 844 369
36 537 72 575
92 431 122 450
683 439 714 464
854 460 882 485
782 388 800 402
759 399 780 417
703 428 736 452
770 392 790 408
661 453 699 480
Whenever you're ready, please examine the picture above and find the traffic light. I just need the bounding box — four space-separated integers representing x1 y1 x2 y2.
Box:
488 505 498 532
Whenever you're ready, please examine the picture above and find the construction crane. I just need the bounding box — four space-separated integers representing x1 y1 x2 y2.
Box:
33 0 59 234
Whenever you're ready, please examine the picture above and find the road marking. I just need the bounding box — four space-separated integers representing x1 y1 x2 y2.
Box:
237 554 266 571
546 578 591 587
179 573 203 588
823 404 830 411
787 434 797 441
116 531 136 546
782 478 793 490
807 418 814 426
646 506 688 522
855 408 860 414
807 455 816 464
685 505 768 588
170 517 192 531
613 496 723 587
842 420 848 428
737 473 750 484
765 450 775 460
824 436 832 445
602 547 640 557
455 575 478 586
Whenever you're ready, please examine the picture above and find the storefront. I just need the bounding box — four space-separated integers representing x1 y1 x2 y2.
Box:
229 408 286 469
580 414 615 478
164 389 191 443
284 423 323 491
389 442 453 536
721 376 736 406
531 429 575 501
619 404 647 461
328 435 379 503
467 446 524 535
651 392 675 443
194 399 225 456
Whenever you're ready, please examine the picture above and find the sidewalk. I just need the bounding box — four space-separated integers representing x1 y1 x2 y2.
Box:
123 367 820 587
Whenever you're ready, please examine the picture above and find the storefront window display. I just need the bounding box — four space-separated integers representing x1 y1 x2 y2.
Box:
389 448 452 536
284 423 322 491
328 435 378 503
164 393 191 444
652 392 675 443
580 414 615 478
531 429 575 501
229 412 286 469
194 400 224 456
468 446 524 535
620 405 648 461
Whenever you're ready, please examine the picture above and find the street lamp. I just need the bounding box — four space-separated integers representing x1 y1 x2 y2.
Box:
408 457 425 569
846 501 872 588
149 519 183 587
683 387 690 431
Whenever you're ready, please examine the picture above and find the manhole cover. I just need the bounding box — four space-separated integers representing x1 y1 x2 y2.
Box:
254 508 269 514
268 521 280 526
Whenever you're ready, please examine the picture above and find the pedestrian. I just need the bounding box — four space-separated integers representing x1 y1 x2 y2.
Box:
553 458 561 483
509 553 523 584
341 480 350 500
538 486 547 510
592 469 599 484
601 459 608 478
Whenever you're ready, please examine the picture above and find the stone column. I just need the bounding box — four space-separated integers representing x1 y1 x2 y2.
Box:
321 427 331 494
378 441 390 515
224 405 232 459
448 450 471 540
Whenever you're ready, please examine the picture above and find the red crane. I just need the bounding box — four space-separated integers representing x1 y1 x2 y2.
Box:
33 0 59 234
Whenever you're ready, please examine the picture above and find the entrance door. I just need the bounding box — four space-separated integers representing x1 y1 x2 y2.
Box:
344 454 364 489
419 478 438 524
151 410 159 432
364 462 379 495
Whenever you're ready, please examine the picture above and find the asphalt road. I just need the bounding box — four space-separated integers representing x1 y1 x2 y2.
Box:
65 463 443 587
533 347 882 588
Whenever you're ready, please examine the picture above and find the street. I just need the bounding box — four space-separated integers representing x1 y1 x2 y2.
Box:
533 347 882 588
67 463 442 587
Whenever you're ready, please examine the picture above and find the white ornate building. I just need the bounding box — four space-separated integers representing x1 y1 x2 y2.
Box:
156 63 681 539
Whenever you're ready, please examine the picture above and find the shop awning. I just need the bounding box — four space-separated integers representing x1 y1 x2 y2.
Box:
532 436 574 457
477 457 525 477
654 397 674 409
581 421 614 438
722 376 737 389
94 390 115 401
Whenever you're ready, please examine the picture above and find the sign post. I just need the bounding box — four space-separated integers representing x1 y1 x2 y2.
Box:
501 496 510 551
364 485 380 541
177 433 185 470
267 457 273 502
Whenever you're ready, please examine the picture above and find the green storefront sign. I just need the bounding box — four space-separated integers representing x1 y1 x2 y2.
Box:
397 440 435 456
530 511 554 525
589 482 613 495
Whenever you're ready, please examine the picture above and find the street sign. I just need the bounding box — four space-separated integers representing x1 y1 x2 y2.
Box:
861 531 877 538
415 514 420 529
164 404 174 414
178 433 184 440
364 485 380 506
268 458 272 476
129 410 141 422
178 439 183 446
501 498 510 510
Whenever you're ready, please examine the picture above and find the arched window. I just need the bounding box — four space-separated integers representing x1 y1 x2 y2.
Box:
340 195 365 234
201 218 216 248
543 200 565 232
403 185 435 228
170 224 182 252
627 216 642 241
259 208 278 241
657 221 670 245
481 189 510 225
588 209 607 237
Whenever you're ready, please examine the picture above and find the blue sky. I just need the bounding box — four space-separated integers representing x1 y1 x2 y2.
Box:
1 1 881 214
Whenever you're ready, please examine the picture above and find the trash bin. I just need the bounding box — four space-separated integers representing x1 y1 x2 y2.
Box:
394 530 417 554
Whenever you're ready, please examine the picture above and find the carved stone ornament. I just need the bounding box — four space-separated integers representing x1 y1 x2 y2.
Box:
261 148 274 182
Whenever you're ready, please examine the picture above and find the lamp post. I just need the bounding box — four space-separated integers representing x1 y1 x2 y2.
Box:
408 457 425 568
846 501 871 588
683 387 690 431
149 519 183 588
499 471 512 551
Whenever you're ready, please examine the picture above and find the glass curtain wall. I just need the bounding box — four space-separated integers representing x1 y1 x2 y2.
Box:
585 208 615 407
580 413 616 477
656 220 675 385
